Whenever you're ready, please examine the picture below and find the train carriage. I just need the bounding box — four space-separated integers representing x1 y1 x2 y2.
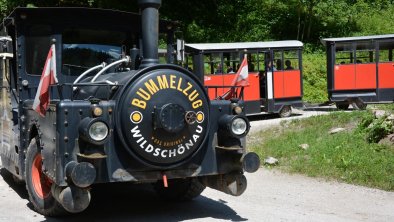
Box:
185 41 304 117
0 1 259 216
322 34 394 109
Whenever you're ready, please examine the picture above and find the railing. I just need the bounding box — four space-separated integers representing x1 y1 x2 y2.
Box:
204 85 245 100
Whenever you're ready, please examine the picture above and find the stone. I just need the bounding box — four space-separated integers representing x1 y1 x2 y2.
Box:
373 110 387 119
387 114 394 121
299 143 309 150
264 157 279 165
378 134 394 146
329 127 346 134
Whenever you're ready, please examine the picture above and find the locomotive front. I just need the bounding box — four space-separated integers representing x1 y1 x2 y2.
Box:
0 0 260 216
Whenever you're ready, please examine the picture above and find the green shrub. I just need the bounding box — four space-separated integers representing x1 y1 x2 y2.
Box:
357 111 394 143
302 52 327 103
364 118 393 143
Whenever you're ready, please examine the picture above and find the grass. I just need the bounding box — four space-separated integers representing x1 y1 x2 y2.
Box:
249 107 394 191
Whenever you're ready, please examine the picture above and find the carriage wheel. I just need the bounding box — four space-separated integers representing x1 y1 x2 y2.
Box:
336 102 349 110
25 138 66 216
351 100 367 110
279 105 292 118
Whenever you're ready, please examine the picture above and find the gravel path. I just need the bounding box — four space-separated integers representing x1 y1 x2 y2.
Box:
1 107 393 221
1 167 393 222
248 106 337 134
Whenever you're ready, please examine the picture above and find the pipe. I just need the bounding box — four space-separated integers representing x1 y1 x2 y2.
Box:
138 0 161 68
91 56 130 82
52 185 91 213
73 62 106 84
65 161 96 188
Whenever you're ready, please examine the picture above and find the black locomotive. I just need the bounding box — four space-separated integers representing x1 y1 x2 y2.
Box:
0 0 259 216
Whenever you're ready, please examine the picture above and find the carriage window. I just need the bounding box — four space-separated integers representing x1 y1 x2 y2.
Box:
203 53 221 75
274 51 283 70
62 28 126 76
283 50 299 70
25 25 52 75
185 53 194 71
247 53 258 72
356 50 375 63
223 52 239 73
379 49 393 62
355 41 375 63
335 51 353 64
257 52 265 72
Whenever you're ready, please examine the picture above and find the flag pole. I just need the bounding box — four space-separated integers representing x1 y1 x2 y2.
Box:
51 38 63 101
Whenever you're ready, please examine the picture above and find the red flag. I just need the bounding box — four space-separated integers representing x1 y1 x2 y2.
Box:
231 55 249 86
33 44 58 117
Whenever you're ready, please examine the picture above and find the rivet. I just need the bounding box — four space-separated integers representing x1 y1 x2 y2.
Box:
64 136 69 142
64 109 68 115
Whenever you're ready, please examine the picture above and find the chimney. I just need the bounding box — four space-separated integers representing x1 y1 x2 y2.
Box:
138 0 161 68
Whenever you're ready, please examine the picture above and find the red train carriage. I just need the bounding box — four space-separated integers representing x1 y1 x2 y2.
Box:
321 34 394 109
185 41 304 117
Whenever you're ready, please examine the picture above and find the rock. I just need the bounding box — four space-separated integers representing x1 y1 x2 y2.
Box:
329 127 346 134
387 114 394 121
378 134 394 146
299 143 309 150
373 110 387 119
264 157 279 165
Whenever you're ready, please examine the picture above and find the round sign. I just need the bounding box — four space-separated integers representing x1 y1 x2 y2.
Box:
116 66 210 167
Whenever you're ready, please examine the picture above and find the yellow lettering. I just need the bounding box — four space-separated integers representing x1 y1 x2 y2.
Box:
183 82 193 96
131 99 146 109
137 88 151 100
192 100 203 109
157 75 169 89
170 75 176 89
144 79 159 95
177 77 183 92
188 90 199 101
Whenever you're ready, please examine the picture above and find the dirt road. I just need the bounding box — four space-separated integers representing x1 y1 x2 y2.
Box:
1 107 393 221
1 167 393 222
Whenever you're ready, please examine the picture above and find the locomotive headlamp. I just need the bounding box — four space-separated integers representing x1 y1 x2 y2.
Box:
79 118 109 144
89 121 108 142
218 115 250 138
231 117 248 136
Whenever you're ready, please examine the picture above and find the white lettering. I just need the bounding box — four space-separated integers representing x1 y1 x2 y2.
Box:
169 149 176 157
161 150 168 158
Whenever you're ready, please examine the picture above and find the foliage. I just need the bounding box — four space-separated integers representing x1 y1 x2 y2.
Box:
302 51 327 102
1 1 394 44
0 0 393 103
249 111 394 191
357 111 394 143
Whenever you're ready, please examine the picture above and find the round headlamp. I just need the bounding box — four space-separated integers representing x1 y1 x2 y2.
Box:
88 121 108 141
231 117 247 135
218 115 250 138
79 118 109 144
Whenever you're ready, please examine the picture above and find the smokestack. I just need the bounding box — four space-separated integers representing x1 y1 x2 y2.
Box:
138 0 161 68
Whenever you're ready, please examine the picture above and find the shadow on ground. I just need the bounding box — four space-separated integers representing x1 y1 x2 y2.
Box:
1 168 246 222
247 113 302 122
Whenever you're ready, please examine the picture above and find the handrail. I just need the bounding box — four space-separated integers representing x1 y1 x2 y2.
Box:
91 56 130 83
